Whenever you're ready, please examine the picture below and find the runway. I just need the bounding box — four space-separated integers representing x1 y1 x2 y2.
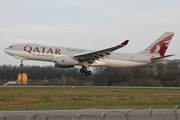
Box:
1 85 180 89
0 109 179 120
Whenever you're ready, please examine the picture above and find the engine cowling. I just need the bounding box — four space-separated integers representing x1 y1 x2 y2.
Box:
55 63 74 68
55 55 78 68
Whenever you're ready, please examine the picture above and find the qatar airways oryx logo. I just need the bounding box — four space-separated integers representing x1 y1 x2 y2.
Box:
150 34 174 56
24 46 61 54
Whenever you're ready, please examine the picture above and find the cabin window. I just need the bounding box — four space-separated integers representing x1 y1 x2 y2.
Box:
10 46 13 48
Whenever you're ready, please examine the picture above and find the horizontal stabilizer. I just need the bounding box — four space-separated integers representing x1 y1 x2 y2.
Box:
150 54 175 62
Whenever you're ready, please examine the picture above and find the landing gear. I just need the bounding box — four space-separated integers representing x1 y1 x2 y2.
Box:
84 70 92 76
20 60 23 67
85 72 89 76
20 63 23 67
80 66 92 76
80 67 87 73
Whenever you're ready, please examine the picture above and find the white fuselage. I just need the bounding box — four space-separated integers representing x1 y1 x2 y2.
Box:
4 32 174 76
4 43 152 67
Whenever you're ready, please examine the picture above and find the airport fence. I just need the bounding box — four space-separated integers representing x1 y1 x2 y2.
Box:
0 105 179 120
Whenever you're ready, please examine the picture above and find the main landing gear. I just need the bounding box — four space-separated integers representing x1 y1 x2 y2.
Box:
20 60 23 67
80 66 92 76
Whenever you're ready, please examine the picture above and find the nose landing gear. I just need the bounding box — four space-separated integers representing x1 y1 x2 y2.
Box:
80 66 92 76
20 60 23 67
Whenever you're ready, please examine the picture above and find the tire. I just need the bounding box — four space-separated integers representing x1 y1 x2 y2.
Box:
80 69 84 73
83 67 87 72
20 64 23 67
85 72 89 76
88 71 92 75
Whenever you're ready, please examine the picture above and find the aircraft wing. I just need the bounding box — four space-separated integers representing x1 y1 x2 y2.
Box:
74 40 129 63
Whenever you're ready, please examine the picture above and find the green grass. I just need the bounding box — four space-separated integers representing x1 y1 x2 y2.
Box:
0 87 179 111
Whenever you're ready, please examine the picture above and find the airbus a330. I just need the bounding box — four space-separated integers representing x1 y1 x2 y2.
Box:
4 32 175 76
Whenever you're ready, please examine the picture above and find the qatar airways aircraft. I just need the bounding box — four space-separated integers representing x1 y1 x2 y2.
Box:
4 32 175 76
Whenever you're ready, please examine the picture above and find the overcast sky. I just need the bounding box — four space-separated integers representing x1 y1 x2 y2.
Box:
1 0 180 66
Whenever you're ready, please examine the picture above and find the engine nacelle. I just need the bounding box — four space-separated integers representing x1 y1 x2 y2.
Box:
55 63 74 68
56 55 78 67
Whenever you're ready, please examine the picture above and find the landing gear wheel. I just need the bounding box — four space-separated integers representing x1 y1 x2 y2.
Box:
85 72 89 76
80 66 88 73
84 71 92 76
20 63 23 67
81 66 92 76
83 67 87 72
88 71 92 75
20 60 23 67
80 69 84 73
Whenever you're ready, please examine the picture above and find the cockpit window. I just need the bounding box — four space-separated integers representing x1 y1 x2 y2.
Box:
10 46 13 48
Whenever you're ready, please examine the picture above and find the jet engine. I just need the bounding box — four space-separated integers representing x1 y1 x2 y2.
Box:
55 55 78 68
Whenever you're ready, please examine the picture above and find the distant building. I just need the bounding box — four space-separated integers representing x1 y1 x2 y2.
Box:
4 73 27 85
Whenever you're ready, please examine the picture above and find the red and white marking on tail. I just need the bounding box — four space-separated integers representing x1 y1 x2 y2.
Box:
150 34 174 56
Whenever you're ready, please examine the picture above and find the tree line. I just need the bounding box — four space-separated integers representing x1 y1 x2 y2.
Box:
0 60 180 86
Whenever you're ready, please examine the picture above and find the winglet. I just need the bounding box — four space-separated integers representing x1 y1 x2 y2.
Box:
120 40 129 46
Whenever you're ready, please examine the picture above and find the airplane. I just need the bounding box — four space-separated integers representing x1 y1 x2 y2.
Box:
4 32 175 76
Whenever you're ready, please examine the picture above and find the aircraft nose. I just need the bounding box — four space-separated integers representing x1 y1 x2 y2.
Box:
4 48 8 53
4 48 11 55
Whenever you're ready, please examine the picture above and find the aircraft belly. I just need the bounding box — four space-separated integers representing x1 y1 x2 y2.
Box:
102 59 148 67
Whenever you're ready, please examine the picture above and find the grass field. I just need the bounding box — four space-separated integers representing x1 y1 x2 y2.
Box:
0 87 180 111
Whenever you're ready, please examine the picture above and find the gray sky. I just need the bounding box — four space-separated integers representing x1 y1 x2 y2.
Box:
1 0 180 66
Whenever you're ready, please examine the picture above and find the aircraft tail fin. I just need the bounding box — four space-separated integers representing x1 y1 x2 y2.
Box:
138 32 175 57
